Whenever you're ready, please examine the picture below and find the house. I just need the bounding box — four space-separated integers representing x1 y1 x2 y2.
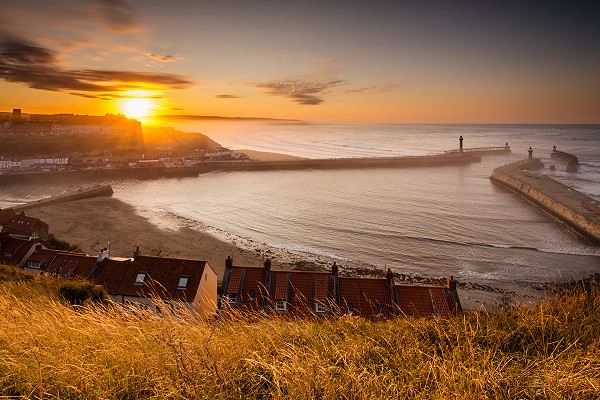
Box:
1 211 49 240
267 268 336 316
90 253 218 317
0 229 40 267
220 256 269 312
396 282 461 318
220 257 462 319
23 245 61 274
338 271 397 318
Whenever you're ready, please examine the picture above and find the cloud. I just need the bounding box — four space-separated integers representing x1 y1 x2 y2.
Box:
0 35 192 99
344 84 402 95
256 78 346 105
215 94 243 99
146 53 175 62
92 0 139 33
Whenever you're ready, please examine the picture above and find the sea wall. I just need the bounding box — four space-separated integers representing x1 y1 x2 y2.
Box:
198 154 481 172
490 159 600 244
0 154 481 185
12 185 114 211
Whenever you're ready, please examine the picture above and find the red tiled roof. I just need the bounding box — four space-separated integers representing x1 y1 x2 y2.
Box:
27 247 61 263
91 255 210 302
5 214 48 230
45 253 98 278
0 209 16 224
396 285 457 317
338 277 393 318
226 268 244 294
267 271 335 315
0 235 38 266
224 266 266 310
274 272 289 301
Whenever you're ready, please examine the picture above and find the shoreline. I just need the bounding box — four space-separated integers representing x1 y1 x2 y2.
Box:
20 195 555 311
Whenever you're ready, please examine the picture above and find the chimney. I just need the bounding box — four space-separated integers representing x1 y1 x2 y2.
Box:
447 276 463 313
0 227 9 248
262 258 272 312
96 248 109 262
219 256 235 307
332 262 340 310
528 146 533 160
331 261 338 277
386 268 399 315
459 135 463 153
133 244 140 257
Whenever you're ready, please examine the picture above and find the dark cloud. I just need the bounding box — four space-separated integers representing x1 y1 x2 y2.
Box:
93 0 138 32
256 78 345 105
146 53 175 62
214 94 243 99
344 84 401 95
0 36 192 99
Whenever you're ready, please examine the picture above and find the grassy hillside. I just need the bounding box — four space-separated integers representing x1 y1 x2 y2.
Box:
1 265 598 399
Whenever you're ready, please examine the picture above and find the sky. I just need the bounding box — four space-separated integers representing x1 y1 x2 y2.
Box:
1 0 599 124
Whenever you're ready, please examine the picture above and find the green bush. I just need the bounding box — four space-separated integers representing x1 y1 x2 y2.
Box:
57 280 105 305
0 265 34 283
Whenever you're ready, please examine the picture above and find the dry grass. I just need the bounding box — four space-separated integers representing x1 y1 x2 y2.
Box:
0 267 599 399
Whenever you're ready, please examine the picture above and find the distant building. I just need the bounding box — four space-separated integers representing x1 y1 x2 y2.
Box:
220 258 462 318
5 112 141 137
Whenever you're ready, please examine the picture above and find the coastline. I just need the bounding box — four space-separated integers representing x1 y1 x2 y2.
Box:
22 196 551 311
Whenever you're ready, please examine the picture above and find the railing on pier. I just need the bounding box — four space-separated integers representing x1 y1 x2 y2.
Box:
444 146 511 155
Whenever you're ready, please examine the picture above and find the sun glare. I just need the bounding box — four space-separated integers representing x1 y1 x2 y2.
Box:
120 96 157 120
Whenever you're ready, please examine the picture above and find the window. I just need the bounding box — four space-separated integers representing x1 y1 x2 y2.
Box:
226 293 237 305
347 303 353 315
249 290 256 301
28 260 40 269
314 301 327 314
275 300 287 312
376 304 384 315
177 276 189 289
134 272 147 285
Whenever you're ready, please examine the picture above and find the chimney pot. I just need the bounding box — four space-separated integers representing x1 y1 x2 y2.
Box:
264 258 271 271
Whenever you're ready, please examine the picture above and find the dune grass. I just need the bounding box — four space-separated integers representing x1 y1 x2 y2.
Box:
0 266 598 399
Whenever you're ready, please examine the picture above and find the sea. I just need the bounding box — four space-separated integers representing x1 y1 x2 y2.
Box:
2 124 599 290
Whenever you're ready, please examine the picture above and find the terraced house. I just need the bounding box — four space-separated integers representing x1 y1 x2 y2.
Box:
220 257 462 318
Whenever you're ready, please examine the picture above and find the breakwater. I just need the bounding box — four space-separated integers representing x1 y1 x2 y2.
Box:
197 154 481 172
490 159 600 244
444 146 511 155
0 166 199 185
12 184 114 211
0 154 481 185
551 149 579 172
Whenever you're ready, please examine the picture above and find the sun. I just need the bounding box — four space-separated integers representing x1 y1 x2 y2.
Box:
120 96 157 120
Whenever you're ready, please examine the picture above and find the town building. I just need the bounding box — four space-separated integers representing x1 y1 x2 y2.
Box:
220 258 461 318
90 252 218 317
0 230 40 267
1 211 49 240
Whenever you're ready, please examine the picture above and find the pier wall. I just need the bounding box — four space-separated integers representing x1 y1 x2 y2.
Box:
198 154 481 172
12 185 114 211
0 154 481 185
490 159 600 244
